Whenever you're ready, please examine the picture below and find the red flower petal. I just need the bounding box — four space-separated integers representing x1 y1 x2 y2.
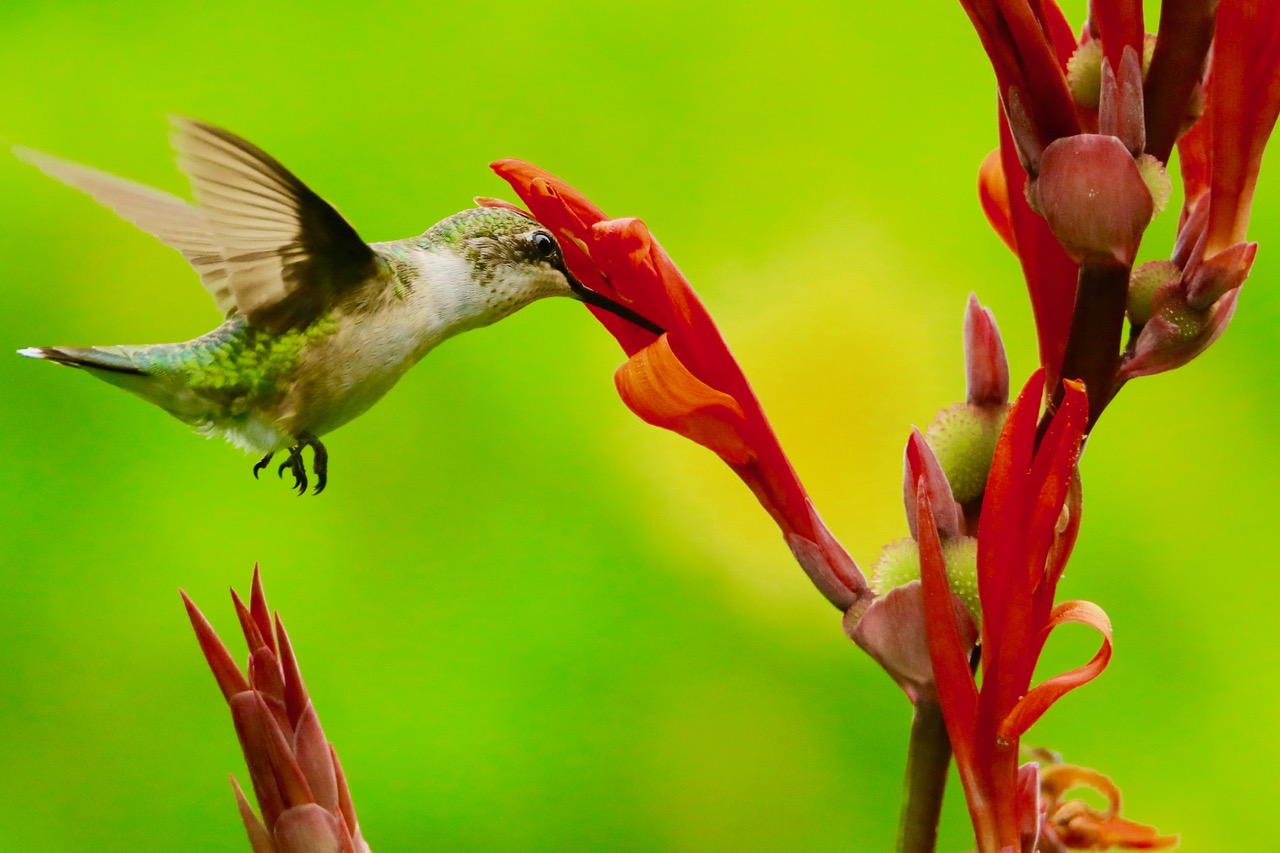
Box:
998 114 1080 382
999 599 1113 739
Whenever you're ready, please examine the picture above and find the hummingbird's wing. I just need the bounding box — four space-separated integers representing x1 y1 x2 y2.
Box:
13 147 236 316
170 117 378 332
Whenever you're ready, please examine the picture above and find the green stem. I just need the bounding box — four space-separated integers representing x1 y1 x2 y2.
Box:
898 700 952 853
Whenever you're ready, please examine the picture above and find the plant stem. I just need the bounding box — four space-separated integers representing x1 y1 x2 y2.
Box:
1045 263 1131 435
898 700 952 853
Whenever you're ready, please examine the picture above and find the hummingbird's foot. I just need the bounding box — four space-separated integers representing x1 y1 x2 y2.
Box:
306 435 329 496
277 446 309 495
273 434 328 496
252 452 273 479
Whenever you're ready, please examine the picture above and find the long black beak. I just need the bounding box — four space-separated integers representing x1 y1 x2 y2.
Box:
564 269 665 336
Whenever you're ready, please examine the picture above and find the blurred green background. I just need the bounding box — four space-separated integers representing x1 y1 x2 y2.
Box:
0 1 1274 850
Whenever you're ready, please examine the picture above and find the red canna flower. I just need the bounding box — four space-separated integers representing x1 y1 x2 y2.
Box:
919 371 1119 852
182 567 370 853
484 162 869 611
971 0 1280 417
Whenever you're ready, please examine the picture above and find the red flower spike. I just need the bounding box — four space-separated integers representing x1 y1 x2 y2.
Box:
925 373 1114 852
964 293 1011 407
184 571 371 853
488 160 869 610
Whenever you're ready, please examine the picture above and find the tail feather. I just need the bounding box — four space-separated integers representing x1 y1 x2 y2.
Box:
18 345 145 375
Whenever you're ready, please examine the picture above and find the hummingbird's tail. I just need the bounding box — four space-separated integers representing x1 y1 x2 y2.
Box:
18 345 145 374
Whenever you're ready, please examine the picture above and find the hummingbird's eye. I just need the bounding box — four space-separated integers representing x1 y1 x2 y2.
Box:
532 232 557 259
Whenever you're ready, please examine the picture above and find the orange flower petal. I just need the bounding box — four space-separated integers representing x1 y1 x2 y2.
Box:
979 148 1017 253
1041 764 1179 850
999 600 1113 739
614 334 753 466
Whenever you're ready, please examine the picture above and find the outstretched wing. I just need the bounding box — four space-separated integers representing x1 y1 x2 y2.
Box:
170 117 378 331
14 147 236 316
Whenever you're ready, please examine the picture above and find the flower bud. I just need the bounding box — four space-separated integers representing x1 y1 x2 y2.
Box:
1126 260 1180 326
924 403 1009 505
871 536 981 627
1032 134 1153 266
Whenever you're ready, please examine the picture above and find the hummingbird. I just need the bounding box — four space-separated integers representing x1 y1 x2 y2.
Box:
17 118 662 494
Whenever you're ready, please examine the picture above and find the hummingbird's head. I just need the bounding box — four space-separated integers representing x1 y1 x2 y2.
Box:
432 208 663 334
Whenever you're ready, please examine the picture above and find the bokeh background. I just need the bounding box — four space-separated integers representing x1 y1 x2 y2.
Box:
0 1 1274 850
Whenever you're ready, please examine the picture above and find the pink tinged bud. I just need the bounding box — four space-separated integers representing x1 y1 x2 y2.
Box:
1186 241 1257 311
1098 47 1146 156
233 778 276 853
1033 134 1153 267
182 592 250 700
904 430 962 541
231 691 315 828
273 804 349 853
1119 282 1242 380
964 293 1010 406
845 581 977 705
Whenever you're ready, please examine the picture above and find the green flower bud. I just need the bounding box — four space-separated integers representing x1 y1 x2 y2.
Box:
1067 41 1105 110
871 537 981 627
1136 154 1172 218
924 403 1008 505
1127 260 1181 327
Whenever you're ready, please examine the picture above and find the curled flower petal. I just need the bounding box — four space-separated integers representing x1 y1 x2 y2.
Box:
614 334 753 466
999 600 1113 740
1040 763 1178 850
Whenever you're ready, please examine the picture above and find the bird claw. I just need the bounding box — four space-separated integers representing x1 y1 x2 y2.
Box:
250 434 328 495
253 452 273 479
278 449 308 495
